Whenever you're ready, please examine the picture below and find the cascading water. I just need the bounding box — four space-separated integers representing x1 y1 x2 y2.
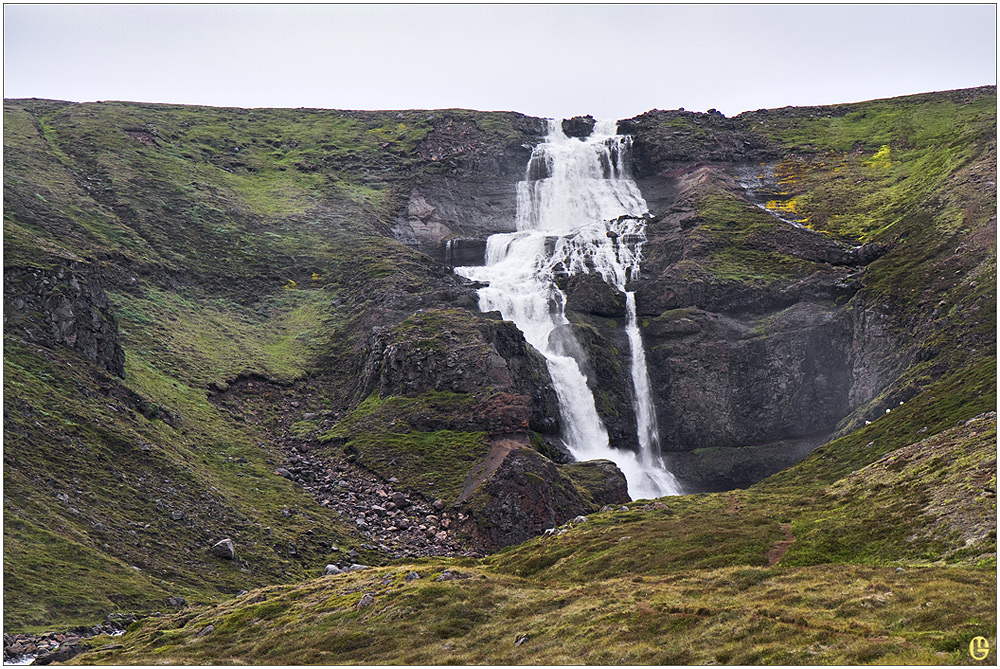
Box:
456 119 680 499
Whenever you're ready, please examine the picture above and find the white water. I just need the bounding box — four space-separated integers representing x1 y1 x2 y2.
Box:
457 120 680 499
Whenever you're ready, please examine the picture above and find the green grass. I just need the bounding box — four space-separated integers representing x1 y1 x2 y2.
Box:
110 285 333 388
320 392 490 505
2 322 361 631
72 405 997 664
342 430 490 506
747 90 996 243
71 562 995 665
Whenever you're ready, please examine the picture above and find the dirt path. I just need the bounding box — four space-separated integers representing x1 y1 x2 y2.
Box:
766 522 796 567
726 493 741 514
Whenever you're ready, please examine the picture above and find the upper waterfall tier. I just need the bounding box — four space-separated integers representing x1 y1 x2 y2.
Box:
516 120 648 234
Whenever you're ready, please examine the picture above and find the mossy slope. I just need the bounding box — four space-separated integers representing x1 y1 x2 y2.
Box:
4 99 544 631
73 412 996 665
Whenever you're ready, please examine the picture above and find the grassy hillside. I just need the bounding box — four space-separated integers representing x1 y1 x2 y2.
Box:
4 89 996 664
74 412 996 665
3 99 542 629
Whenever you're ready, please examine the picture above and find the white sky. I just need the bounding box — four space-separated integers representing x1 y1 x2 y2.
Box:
3 3 997 120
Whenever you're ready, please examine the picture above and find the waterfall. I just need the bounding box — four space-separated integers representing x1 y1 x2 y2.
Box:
456 119 680 499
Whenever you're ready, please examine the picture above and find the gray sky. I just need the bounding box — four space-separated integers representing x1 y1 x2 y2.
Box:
4 4 997 120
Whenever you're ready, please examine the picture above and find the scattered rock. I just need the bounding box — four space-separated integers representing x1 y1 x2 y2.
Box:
34 642 83 665
405 571 421 582
210 538 236 560
167 596 186 607
514 633 530 646
357 593 375 609
197 625 214 637
324 564 343 575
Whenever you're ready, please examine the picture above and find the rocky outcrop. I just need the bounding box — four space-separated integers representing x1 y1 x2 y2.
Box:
3 262 125 377
4 618 134 665
359 309 561 435
393 111 547 261
561 273 626 317
457 441 628 551
618 110 780 177
562 115 596 139
557 155 903 488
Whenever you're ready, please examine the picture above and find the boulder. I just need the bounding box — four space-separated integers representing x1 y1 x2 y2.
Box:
34 643 83 666
561 115 596 139
210 538 236 560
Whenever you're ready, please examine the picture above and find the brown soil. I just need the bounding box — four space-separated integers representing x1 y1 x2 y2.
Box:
766 522 796 567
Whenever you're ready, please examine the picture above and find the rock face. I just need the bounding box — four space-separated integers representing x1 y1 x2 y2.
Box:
3 263 125 377
618 109 779 177
561 273 626 317
391 111 547 262
359 310 561 435
555 156 912 488
458 444 628 550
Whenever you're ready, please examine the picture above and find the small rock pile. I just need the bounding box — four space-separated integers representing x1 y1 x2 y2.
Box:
3 617 133 665
275 452 479 559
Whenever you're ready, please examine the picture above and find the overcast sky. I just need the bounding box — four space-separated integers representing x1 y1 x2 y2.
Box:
4 4 997 120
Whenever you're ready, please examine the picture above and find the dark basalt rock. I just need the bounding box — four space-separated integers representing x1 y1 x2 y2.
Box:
562 115 597 139
4 262 125 377
562 273 627 317
618 110 781 177
458 446 628 551
359 310 561 435
210 538 236 560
